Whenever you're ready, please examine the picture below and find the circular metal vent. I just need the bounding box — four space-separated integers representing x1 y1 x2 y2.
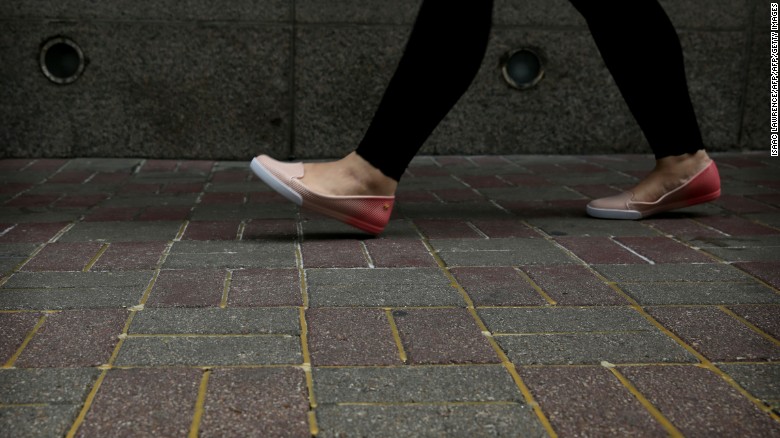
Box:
501 48 544 90
40 37 85 84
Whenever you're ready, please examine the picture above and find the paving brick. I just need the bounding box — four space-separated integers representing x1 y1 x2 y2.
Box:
147 269 226 307
470 219 538 238
450 267 547 306
569 184 622 199
0 405 80 438
433 238 575 267
0 208 81 224
481 186 585 202
191 203 297 221
647 307 780 362
643 217 725 240
392 308 498 365
413 219 481 239
0 368 99 403
718 363 780 404
734 261 780 289
4 194 60 208
182 220 240 240
621 281 780 305
88 172 130 185
461 174 513 188
0 223 68 243
0 159 34 171
164 241 296 269
314 365 519 404
0 243 37 273
83 206 140 221
395 190 439 203
614 236 713 264
117 182 161 194
498 331 695 365
714 194 778 214
178 160 214 173
727 305 780 338
364 239 436 267
160 182 204 194
136 206 192 221
302 240 367 268
530 217 657 237
696 216 780 236
21 242 102 272
399 201 510 220
228 268 302 307
76 368 201 438
620 365 780 437
554 236 646 264
306 268 460 307
139 159 179 173
241 219 297 240
519 366 666 437
200 192 246 204
200 368 309 438
0 271 152 310
431 188 483 203
15 309 127 367
211 170 249 183
0 183 33 195
307 308 400 366
0 313 41 364
58 221 182 242
315 404 544 438
594 263 751 283
129 308 299 335
115 336 301 366
521 265 626 305
479 307 652 334
52 194 109 209
90 242 167 271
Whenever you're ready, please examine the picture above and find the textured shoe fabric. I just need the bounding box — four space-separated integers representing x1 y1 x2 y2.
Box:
586 160 721 220
250 155 395 235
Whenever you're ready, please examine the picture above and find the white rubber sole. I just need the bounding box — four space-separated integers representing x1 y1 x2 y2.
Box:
250 157 303 206
585 205 642 220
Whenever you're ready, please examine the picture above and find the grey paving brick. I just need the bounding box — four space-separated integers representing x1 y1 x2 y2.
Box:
101 194 198 207
306 268 461 307
0 405 80 438
164 241 296 269
0 209 82 223
58 221 182 242
315 404 546 438
526 217 657 237
432 238 575 267
498 331 697 365
701 247 780 262
313 365 520 403
0 243 39 274
0 272 152 310
0 368 99 403
61 158 141 172
620 282 780 305
129 308 299 335
593 264 751 283
719 363 780 404
398 202 511 220
481 186 586 201
478 307 653 334
114 336 301 366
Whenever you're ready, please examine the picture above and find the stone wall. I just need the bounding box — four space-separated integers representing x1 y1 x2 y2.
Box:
0 0 767 159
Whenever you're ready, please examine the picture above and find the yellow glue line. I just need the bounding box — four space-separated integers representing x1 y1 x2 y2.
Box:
385 308 408 363
513 267 557 306
82 243 110 272
608 367 684 437
220 270 232 309
416 233 558 438
718 306 780 347
3 314 47 368
188 370 211 438
65 369 108 438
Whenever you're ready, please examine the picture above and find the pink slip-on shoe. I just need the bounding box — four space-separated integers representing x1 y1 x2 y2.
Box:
250 155 395 235
586 160 721 220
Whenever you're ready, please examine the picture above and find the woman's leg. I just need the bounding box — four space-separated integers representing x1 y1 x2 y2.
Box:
569 0 715 203
299 0 494 196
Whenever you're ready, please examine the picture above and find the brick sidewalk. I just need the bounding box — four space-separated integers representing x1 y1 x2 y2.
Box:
1 153 779 437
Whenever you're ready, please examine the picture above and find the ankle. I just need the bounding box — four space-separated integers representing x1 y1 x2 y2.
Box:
341 152 398 196
655 150 710 172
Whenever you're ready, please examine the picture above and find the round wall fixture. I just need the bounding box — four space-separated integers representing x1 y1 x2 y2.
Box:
39 37 85 84
501 48 544 90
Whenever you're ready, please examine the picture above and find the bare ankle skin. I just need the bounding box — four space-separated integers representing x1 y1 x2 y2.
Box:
630 150 711 202
300 152 398 197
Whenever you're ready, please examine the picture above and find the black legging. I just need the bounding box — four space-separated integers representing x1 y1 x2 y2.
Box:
355 0 705 181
